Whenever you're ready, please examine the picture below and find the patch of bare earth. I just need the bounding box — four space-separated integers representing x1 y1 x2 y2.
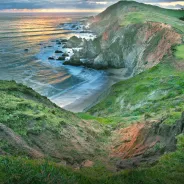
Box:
108 116 184 170
173 59 184 71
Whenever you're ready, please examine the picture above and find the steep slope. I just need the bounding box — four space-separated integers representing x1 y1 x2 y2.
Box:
0 60 184 183
1 1 184 183
0 80 108 166
89 1 184 35
89 58 184 120
64 1 184 77
111 116 184 170
87 49 184 170
1 127 184 184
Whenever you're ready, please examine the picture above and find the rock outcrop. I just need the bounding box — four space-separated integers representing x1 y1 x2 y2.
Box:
64 1 183 77
110 113 184 170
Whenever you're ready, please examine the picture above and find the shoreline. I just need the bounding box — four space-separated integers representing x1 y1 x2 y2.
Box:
61 68 130 113
63 84 111 113
52 21 133 113
36 20 105 113
36 20 130 113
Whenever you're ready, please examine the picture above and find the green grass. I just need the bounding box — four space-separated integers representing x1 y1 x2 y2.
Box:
0 80 107 160
0 80 78 136
2 76 183 184
0 133 184 184
0 2 184 182
164 111 182 125
119 11 184 33
100 1 184 33
96 1 184 38
89 59 184 126
77 112 97 121
77 112 142 128
175 45 184 59
120 12 146 26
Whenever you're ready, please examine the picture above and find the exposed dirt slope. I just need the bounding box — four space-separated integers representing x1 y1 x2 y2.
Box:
109 115 184 170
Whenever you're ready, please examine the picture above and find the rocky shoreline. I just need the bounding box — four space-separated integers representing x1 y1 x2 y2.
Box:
35 21 111 112
62 7 182 79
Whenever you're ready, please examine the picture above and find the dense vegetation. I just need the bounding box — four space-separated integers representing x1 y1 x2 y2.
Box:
0 134 184 184
175 45 184 59
0 80 74 137
0 1 184 184
0 80 108 163
1 47 184 184
88 56 184 126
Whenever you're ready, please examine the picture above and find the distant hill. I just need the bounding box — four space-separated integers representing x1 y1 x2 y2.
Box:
64 1 184 76
1 1 184 184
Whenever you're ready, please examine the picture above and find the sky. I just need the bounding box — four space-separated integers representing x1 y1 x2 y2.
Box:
0 0 183 12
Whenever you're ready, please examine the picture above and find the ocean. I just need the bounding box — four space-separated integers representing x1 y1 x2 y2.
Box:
0 13 109 112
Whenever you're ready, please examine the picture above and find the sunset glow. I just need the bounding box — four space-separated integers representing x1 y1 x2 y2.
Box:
0 8 104 13
0 1 184 13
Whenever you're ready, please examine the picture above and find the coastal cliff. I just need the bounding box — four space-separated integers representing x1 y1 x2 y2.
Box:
1 1 184 184
64 1 183 77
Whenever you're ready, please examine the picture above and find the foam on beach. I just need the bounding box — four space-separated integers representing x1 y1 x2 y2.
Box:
35 21 108 112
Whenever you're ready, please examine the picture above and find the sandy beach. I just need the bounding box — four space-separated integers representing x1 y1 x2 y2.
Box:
63 84 111 112
62 67 131 112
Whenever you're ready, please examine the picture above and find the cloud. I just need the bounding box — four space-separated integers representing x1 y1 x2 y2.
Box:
0 0 183 10
0 0 112 10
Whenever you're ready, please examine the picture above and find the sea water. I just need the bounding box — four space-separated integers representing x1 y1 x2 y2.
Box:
0 13 109 112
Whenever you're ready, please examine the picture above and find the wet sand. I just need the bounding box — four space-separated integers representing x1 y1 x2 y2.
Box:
63 85 111 112
62 68 131 113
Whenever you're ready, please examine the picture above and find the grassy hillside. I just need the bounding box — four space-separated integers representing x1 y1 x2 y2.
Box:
0 133 184 184
102 1 184 19
1 1 184 184
1 56 184 183
0 54 184 184
119 11 184 33
89 55 184 126
0 80 108 164
95 1 184 33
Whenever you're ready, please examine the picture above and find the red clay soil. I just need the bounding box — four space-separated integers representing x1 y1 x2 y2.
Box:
110 121 160 160
144 23 181 64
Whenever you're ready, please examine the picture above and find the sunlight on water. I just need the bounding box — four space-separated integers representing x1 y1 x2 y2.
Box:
0 13 108 112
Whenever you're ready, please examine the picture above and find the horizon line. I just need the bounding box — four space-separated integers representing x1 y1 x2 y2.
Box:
0 8 105 13
0 1 184 13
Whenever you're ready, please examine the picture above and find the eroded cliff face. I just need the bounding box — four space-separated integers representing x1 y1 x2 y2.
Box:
63 1 183 77
109 114 184 170
64 22 181 77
